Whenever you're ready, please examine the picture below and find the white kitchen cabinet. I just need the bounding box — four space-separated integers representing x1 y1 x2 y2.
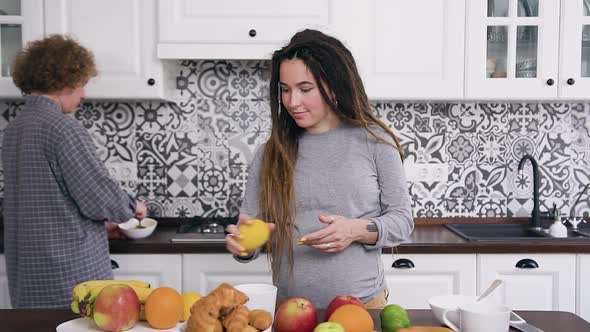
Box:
335 0 466 100
182 254 272 295
157 0 333 59
577 254 590 322
381 254 476 309
477 254 576 312
44 0 163 99
110 254 182 290
465 0 560 99
559 0 590 99
0 0 44 98
465 0 590 100
0 255 11 308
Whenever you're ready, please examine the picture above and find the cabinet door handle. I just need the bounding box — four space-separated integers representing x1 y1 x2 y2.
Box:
567 78 575 85
111 259 120 270
147 78 155 86
392 258 415 269
515 258 539 269
249 29 257 37
546 79 554 86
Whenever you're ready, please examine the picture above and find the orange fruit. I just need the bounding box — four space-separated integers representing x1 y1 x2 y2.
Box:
328 304 374 332
144 286 183 329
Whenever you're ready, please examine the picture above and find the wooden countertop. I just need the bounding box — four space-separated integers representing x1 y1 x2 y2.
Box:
1 308 588 332
3 219 590 254
105 223 590 254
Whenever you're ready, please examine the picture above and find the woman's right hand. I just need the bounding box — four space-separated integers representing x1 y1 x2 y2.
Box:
225 214 275 257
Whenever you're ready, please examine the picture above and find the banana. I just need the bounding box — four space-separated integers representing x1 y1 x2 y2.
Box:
72 284 93 303
86 284 153 303
73 281 153 318
70 300 80 314
72 279 150 302
140 304 146 321
83 279 150 289
134 286 154 302
80 303 148 321
79 300 93 317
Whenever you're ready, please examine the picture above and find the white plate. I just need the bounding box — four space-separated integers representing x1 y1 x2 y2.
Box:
56 318 186 332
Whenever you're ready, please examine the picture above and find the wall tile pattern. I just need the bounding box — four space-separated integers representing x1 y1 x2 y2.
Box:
0 60 589 219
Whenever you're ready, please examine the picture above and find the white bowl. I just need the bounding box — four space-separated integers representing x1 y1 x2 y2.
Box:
428 294 479 325
118 217 157 239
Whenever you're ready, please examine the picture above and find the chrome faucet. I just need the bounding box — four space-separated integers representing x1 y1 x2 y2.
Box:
518 154 541 230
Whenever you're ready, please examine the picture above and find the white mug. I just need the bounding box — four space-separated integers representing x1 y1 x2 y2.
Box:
442 302 519 332
234 283 277 332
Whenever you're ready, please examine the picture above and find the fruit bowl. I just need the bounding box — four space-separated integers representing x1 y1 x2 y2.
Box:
118 218 158 239
428 294 479 326
56 317 186 331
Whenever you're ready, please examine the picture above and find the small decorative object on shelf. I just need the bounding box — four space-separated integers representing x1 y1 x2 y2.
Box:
548 204 567 238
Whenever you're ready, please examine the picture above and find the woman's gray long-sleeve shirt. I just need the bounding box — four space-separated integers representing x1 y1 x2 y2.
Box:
240 123 414 308
2 95 136 308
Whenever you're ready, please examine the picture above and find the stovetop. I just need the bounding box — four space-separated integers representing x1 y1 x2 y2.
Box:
170 216 237 243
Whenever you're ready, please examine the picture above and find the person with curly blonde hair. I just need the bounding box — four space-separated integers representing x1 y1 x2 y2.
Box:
3 35 146 308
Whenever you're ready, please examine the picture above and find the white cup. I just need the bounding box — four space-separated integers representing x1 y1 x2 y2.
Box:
234 283 277 332
442 302 518 332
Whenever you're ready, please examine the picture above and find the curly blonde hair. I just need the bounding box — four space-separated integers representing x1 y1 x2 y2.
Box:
11 34 97 94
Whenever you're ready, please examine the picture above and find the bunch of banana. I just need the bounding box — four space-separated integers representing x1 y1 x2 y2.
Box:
71 279 152 318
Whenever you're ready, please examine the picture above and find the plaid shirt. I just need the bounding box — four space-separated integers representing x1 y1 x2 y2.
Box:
2 95 135 308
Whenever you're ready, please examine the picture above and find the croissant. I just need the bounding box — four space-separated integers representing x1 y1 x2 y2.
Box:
222 305 250 332
249 309 273 330
185 283 249 332
206 283 249 316
185 297 223 332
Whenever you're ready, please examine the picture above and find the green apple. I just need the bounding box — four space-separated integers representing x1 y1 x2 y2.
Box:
313 322 345 332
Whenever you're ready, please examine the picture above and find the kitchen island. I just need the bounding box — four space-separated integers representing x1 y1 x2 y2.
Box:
2 219 590 321
1 308 588 331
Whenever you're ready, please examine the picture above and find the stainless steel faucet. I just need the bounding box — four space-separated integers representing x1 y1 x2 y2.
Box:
518 154 541 230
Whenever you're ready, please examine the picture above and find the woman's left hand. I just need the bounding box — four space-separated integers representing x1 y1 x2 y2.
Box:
300 215 357 253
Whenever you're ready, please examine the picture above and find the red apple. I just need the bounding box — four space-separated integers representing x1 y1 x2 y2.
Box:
313 322 345 332
93 284 140 332
325 295 364 319
274 297 318 332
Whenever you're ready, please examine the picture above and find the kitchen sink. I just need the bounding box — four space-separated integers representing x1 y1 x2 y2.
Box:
446 223 590 241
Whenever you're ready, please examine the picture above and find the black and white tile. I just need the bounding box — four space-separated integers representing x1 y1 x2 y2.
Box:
1 60 589 219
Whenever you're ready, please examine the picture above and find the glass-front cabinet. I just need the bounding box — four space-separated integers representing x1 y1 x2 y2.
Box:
560 0 590 99
466 0 560 99
0 0 43 97
467 0 590 99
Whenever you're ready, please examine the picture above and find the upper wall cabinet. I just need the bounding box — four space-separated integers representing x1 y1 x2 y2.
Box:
465 0 590 100
157 0 333 59
334 0 466 100
560 0 590 99
465 0 559 99
45 0 163 99
0 0 44 98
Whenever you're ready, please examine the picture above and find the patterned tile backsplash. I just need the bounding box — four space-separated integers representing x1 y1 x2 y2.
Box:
1 60 589 219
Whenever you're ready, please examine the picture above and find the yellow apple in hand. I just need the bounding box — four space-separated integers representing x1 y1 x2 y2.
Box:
238 219 271 252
